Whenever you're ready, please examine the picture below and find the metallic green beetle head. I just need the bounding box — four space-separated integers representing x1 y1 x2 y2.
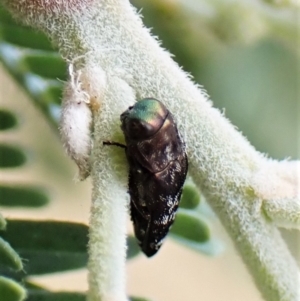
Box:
120 98 168 140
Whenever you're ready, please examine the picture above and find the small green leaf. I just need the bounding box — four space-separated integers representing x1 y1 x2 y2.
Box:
0 144 26 168
27 291 85 301
0 213 7 230
127 235 140 259
24 291 153 301
0 237 23 271
0 24 53 51
170 209 210 243
0 6 15 25
180 184 201 209
41 83 63 105
0 185 49 207
24 281 46 291
130 297 152 301
0 220 88 275
170 209 224 255
22 53 66 80
171 235 224 256
0 109 18 130
2 220 88 253
0 276 26 301
20 252 87 275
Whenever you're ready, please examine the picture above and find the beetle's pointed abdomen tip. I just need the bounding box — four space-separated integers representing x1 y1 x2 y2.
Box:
141 244 160 257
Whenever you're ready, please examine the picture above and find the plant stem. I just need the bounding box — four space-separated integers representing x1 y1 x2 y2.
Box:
1 1 299 300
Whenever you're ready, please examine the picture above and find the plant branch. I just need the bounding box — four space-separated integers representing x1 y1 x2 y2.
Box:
1 1 299 301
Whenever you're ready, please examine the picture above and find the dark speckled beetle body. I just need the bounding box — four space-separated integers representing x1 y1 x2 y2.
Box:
104 98 188 256
120 98 188 257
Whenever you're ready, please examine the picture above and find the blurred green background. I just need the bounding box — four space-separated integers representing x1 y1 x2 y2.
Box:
130 0 298 160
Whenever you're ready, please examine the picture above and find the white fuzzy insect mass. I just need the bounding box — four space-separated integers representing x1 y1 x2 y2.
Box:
60 63 106 180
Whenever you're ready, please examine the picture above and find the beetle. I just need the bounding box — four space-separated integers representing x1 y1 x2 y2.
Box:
104 98 188 257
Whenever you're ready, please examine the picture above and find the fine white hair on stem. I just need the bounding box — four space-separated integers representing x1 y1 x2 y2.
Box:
2 1 299 301
263 197 300 229
88 74 135 301
253 160 300 229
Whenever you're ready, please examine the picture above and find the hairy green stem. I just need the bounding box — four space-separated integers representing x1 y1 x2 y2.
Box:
1 1 299 301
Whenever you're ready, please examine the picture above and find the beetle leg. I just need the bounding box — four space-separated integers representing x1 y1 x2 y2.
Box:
103 141 127 149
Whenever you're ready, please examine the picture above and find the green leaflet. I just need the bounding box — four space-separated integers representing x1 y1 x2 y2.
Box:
0 276 26 301
0 185 49 207
0 220 140 275
170 209 210 243
0 109 18 130
0 144 26 168
26 291 85 301
0 213 6 230
179 184 201 209
0 220 88 275
26 290 152 301
0 237 23 271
